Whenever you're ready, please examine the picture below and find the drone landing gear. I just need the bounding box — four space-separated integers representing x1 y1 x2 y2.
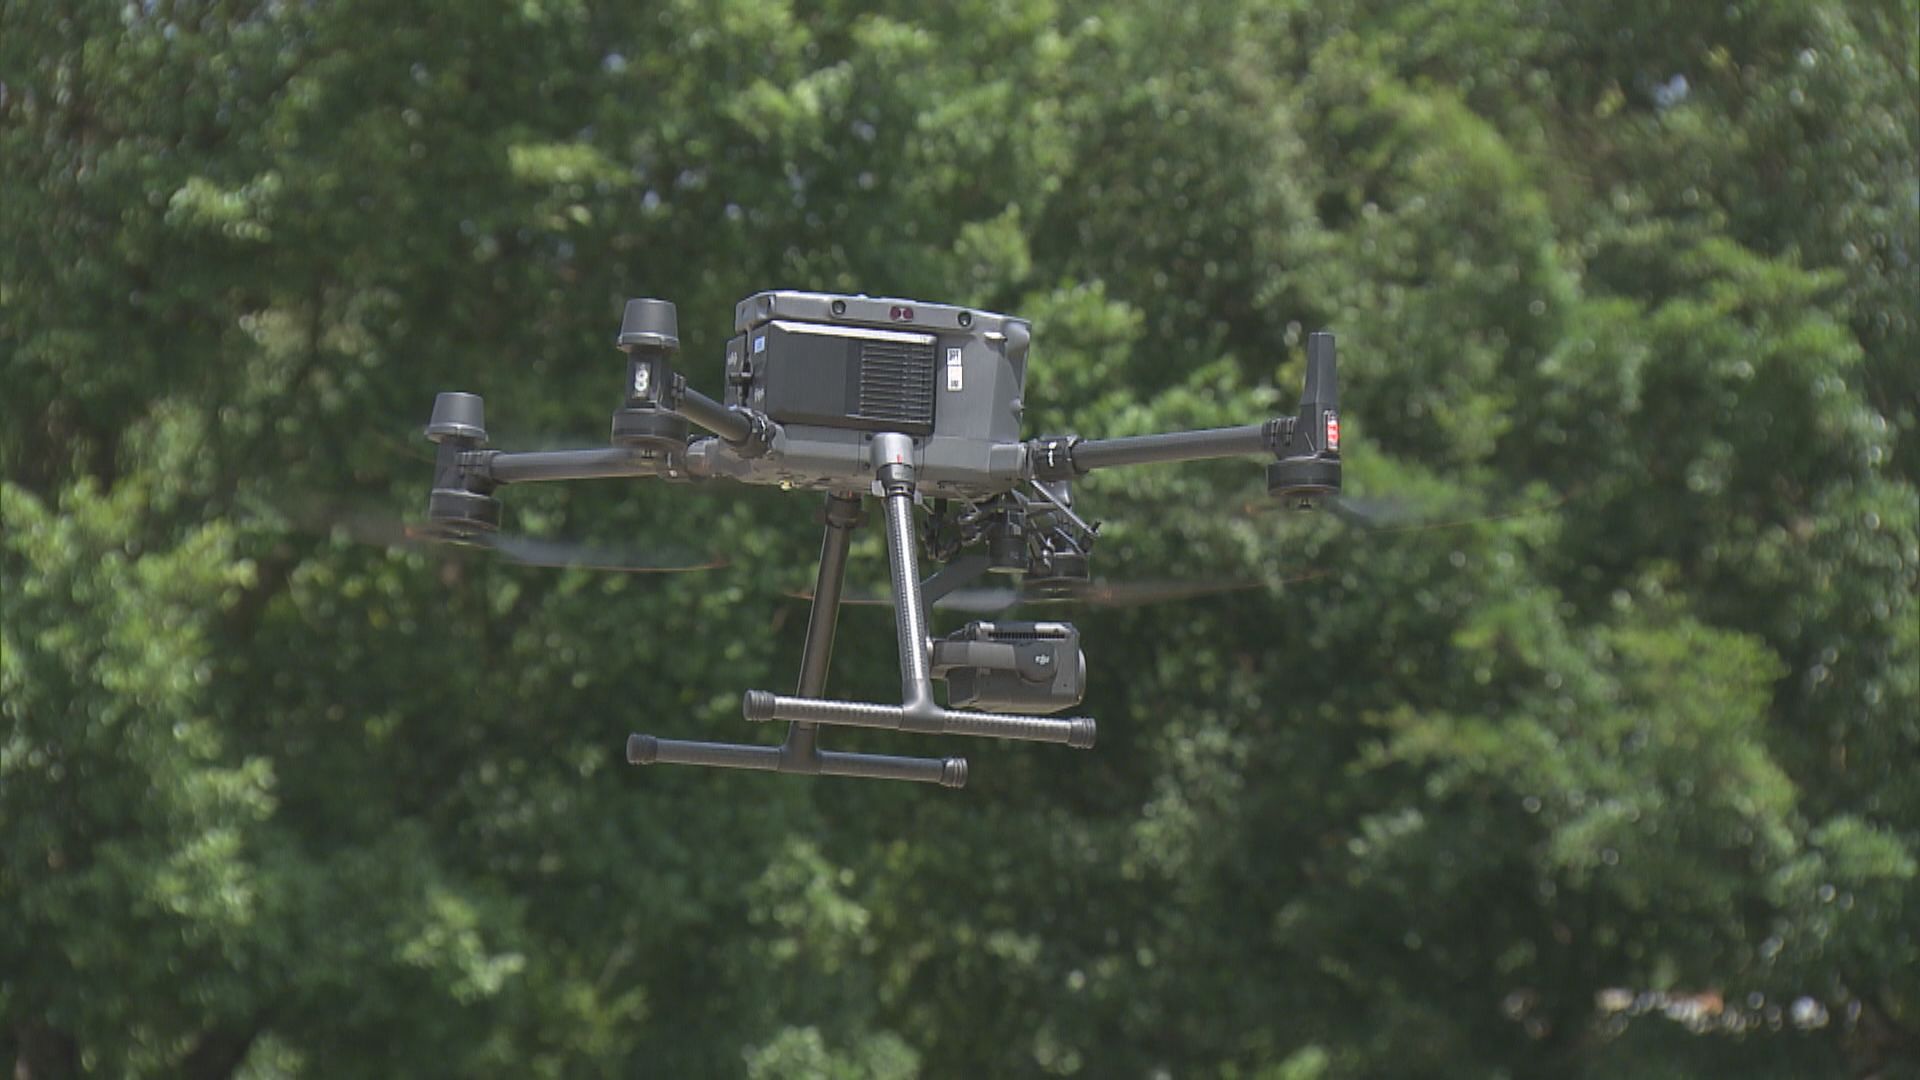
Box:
626 433 1098 789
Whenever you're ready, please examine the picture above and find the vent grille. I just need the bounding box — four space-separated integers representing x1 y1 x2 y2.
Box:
856 338 936 428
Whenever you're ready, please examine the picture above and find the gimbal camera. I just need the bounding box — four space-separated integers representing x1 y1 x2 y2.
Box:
423 291 1340 788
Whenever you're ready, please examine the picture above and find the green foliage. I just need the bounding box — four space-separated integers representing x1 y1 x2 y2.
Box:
4 482 271 1075
3 0 1915 1076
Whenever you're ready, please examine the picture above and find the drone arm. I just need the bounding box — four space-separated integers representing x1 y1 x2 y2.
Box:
424 393 686 532
1030 422 1285 479
611 296 778 455
671 384 757 445
475 447 673 484
616 366 778 461
1026 331 1341 500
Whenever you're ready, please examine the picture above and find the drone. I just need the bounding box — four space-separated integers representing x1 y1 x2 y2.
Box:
421 291 1340 789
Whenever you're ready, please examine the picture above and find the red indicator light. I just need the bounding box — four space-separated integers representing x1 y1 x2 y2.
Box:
1325 412 1340 452
889 305 914 321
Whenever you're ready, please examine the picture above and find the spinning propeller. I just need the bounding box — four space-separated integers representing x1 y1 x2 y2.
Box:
786 574 1272 613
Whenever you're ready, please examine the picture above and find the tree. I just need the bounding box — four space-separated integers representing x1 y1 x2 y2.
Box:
4 0 1914 1075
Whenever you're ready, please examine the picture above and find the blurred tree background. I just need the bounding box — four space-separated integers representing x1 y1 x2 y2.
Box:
3 0 1916 1076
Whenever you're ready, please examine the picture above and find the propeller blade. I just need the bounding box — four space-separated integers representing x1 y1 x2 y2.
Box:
927 588 1027 614
281 498 722 574
1323 494 1426 529
781 587 1016 612
479 532 725 574
370 428 438 466
1240 492 1412 525
1014 577 1257 606
787 573 1313 613
1240 489 1571 533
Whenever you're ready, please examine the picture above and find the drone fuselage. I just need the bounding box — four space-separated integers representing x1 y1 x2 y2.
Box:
696 291 1033 499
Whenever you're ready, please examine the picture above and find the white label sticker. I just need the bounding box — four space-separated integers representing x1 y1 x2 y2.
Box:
946 347 964 391
753 334 767 354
